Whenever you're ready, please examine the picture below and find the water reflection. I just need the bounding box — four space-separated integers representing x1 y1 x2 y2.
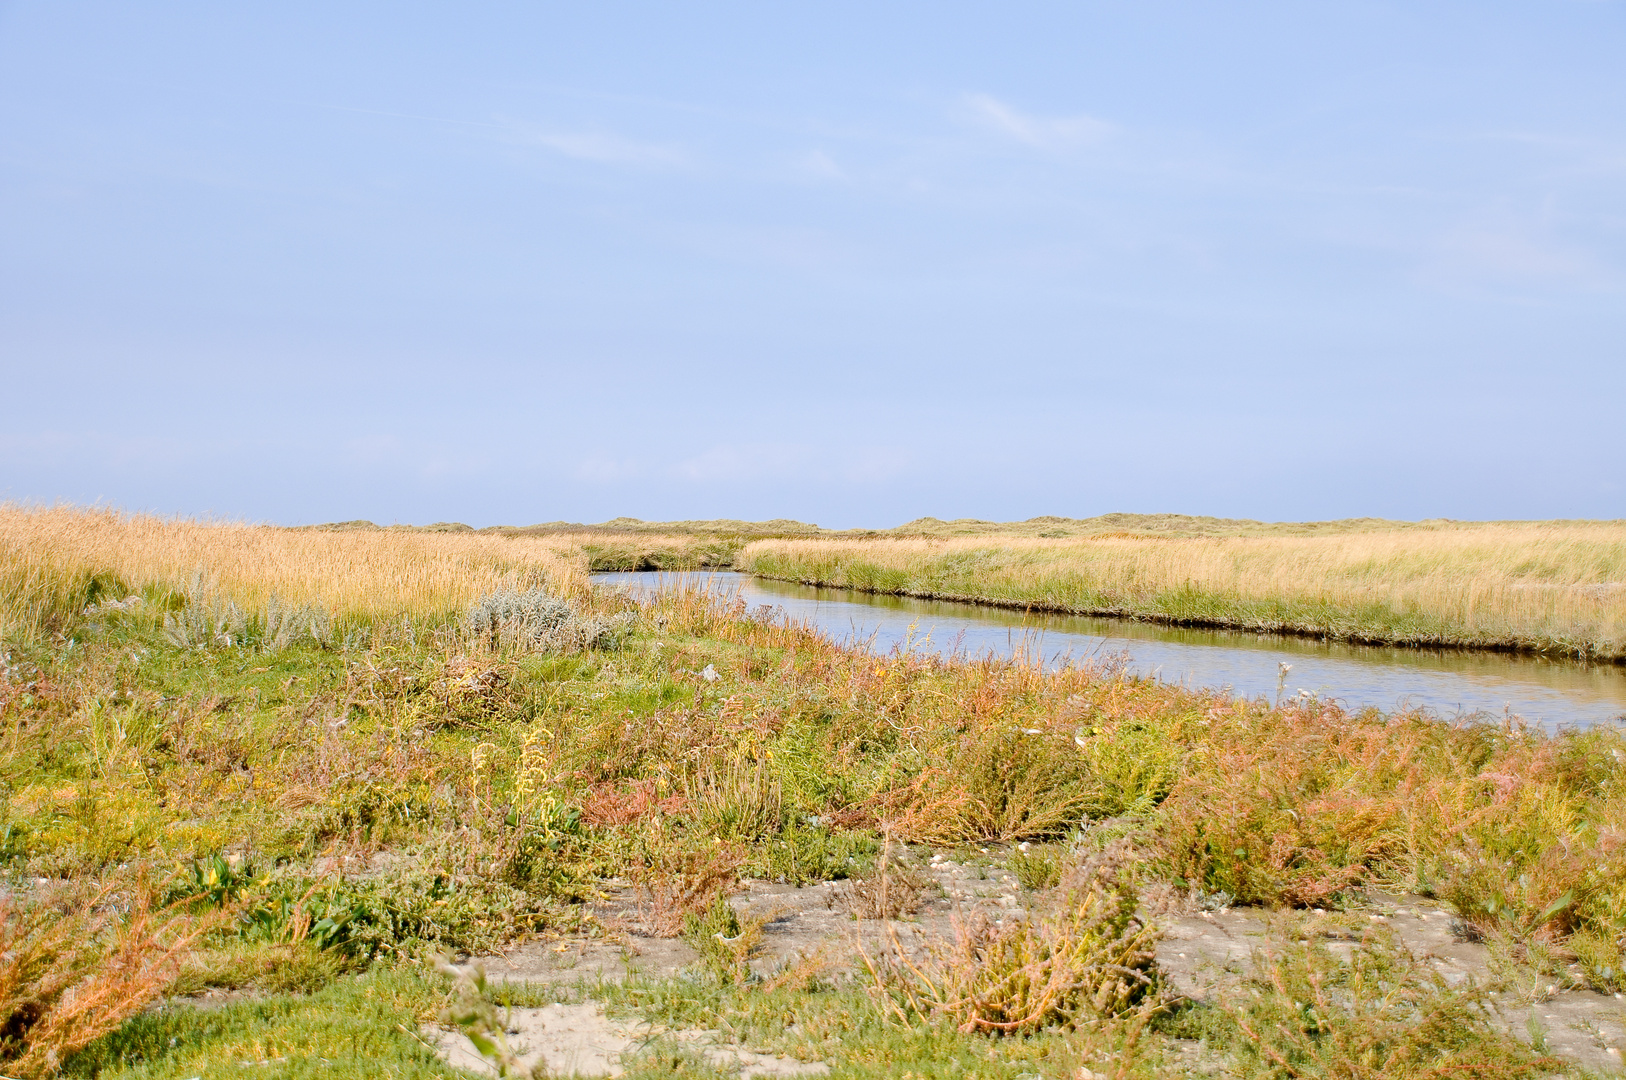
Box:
594 571 1626 732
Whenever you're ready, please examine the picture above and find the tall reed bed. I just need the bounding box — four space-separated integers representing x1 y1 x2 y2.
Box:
741 525 1626 659
0 505 584 641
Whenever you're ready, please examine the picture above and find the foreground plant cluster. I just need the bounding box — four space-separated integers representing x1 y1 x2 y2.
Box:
1 512 1623 1078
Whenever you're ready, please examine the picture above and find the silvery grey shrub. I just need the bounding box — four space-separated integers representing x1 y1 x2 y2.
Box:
263 593 333 651
465 588 632 653
162 569 332 652
163 569 246 649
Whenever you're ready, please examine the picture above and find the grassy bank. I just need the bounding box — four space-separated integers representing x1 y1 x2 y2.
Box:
740 524 1626 661
4 508 1623 1077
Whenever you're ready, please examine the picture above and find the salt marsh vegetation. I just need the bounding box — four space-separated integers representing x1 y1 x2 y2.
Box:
2 506 1623 1078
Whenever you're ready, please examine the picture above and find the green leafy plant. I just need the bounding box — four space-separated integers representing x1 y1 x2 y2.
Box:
436 961 537 1078
165 853 256 911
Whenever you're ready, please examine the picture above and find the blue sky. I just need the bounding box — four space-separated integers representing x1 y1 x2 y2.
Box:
2 2 1622 527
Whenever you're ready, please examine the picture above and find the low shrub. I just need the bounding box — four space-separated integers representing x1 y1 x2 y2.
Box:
867 840 1158 1033
466 589 632 654
237 864 560 958
579 778 690 827
1 882 204 1079
630 840 743 938
1008 844 1063 891
744 822 877 884
843 848 936 920
1567 926 1626 992
161 571 332 652
1074 717 1184 817
883 722 1095 844
1155 715 1409 907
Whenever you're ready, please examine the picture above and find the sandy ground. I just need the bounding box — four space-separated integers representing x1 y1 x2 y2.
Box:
430 1001 829 1079
440 852 1626 1077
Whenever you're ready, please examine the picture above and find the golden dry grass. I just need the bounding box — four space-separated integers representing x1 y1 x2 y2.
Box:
0 505 586 641
740 524 1626 657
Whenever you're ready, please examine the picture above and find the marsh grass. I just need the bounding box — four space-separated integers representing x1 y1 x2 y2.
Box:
569 531 752 572
591 972 1157 1079
741 524 1626 658
63 966 450 1079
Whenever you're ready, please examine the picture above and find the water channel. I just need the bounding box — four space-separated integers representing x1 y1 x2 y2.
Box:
594 571 1626 732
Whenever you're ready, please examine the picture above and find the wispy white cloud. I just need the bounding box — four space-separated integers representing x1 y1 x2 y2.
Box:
525 128 689 168
666 443 915 485
961 93 1114 149
1418 214 1620 293
794 149 846 182
574 456 645 483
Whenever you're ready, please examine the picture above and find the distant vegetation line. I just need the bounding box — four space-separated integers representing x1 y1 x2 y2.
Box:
313 511 1608 542
8 506 1622 661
